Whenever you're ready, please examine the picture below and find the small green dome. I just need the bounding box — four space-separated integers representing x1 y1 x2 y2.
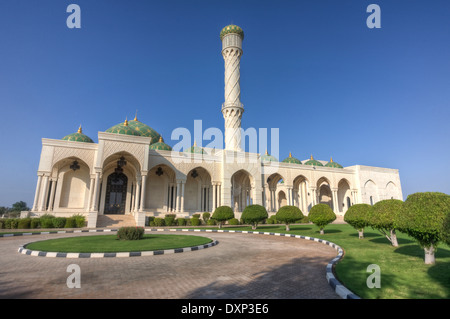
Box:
220 24 244 40
62 126 94 143
106 119 141 136
282 152 302 165
128 116 162 144
261 151 278 163
185 141 205 154
325 157 343 168
304 155 323 167
149 137 172 151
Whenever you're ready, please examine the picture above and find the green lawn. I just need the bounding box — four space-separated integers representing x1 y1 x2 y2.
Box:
25 234 212 253
215 223 450 299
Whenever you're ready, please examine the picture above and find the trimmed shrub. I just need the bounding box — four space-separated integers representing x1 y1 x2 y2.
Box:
202 212 211 224
266 216 278 224
443 212 450 246
369 199 403 247
165 214 176 226
117 227 144 240
276 206 304 231
241 205 268 230
228 218 239 225
207 219 216 226
0 219 4 229
40 214 55 228
31 218 40 229
190 216 201 226
64 217 77 228
396 192 450 264
153 218 165 227
212 206 234 229
18 218 32 229
308 204 336 234
177 218 186 226
73 215 86 228
344 204 373 239
52 217 66 228
6 219 19 229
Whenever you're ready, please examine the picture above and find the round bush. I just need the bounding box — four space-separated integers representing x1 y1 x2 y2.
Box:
212 206 234 229
344 204 373 238
228 218 239 225
177 218 186 226
443 211 450 246
241 204 268 230
206 219 216 226
190 217 201 226
117 226 144 240
52 217 66 228
396 192 450 264
308 204 336 234
153 218 165 227
203 212 211 223
276 206 304 231
18 218 31 229
64 217 77 228
30 218 40 229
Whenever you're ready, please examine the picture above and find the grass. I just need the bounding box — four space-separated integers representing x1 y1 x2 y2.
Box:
25 234 212 253
206 223 450 299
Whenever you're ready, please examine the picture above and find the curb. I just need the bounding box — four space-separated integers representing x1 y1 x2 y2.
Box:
9 227 359 299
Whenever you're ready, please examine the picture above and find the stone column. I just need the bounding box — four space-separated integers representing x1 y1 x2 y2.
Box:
176 181 181 212
212 183 217 211
332 188 339 213
92 172 101 212
38 175 50 211
32 175 43 211
48 179 57 212
180 181 185 213
134 179 141 213
85 177 95 212
139 174 147 212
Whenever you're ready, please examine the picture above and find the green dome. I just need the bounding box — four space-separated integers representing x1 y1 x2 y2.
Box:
220 24 244 40
149 137 172 151
185 141 205 154
304 155 324 167
261 151 278 163
106 119 141 136
325 157 343 168
128 116 162 144
282 152 302 165
62 126 94 143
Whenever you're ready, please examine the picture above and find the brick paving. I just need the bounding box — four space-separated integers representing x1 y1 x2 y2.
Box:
0 231 340 299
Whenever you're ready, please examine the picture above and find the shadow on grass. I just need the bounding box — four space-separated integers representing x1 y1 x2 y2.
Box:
369 236 415 246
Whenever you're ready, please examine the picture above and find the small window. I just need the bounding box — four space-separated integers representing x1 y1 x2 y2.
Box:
370 196 374 206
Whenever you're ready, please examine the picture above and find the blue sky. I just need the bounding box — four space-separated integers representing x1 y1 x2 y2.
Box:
0 0 449 207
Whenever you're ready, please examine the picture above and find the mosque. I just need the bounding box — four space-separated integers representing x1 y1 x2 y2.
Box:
30 25 403 228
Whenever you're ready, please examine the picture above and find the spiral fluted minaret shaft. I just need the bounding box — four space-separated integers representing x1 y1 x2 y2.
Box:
220 25 244 152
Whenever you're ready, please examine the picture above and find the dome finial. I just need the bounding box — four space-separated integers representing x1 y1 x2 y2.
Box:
78 125 82 134
159 136 163 143
193 140 197 147
330 156 333 163
289 152 292 158
310 154 314 160
265 149 268 155
134 110 138 121
124 117 128 126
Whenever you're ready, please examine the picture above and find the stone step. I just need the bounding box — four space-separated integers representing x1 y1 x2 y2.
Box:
96 214 136 228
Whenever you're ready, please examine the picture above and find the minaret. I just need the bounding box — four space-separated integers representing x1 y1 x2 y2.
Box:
220 25 244 152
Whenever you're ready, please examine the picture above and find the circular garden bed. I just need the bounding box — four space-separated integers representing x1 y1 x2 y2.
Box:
24 234 213 253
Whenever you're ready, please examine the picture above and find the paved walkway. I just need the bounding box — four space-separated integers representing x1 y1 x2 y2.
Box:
0 231 340 299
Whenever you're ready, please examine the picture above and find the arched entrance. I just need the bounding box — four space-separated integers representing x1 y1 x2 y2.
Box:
231 170 253 212
104 172 128 214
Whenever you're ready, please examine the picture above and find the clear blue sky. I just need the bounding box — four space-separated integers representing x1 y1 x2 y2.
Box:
0 0 449 207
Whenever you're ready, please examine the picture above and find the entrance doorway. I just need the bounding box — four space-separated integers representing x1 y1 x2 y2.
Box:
104 172 128 214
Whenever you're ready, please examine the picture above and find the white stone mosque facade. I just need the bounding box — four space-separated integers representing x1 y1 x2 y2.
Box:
30 25 403 228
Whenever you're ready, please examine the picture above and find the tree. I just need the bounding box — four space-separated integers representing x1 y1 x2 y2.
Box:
344 204 372 239
11 201 30 212
396 192 450 264
211 206 234 229
275 205 304 231
308 204 336 234
443 211 450 246
241 205 268 230
369 199 403 247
